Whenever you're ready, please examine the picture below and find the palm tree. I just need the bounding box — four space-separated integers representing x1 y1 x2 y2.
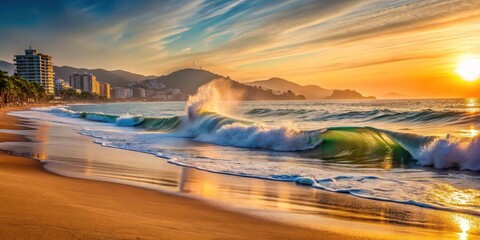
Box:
0 71 50 106
0 71 13 106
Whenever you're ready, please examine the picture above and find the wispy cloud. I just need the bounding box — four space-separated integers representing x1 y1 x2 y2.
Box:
1 0 480 97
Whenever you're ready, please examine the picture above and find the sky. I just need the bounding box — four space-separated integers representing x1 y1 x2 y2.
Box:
1 0 480 98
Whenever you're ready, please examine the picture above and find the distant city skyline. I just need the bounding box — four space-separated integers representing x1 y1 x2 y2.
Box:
1 0 480 97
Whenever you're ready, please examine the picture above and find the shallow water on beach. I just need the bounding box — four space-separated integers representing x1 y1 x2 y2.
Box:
5 99 480 217
1 118 480 239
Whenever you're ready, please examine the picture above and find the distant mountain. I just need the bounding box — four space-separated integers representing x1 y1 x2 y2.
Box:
111 69 156 82
0 60 15 75
54 66 153 87
325 89 376 100
381 92 410 99
0 60 375 100
245 77 331 99
135 68 305 100
0 60 152 87
140 68 222 95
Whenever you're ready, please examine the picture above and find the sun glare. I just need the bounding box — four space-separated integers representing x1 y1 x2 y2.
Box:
454 215 471 240
456 55 480 82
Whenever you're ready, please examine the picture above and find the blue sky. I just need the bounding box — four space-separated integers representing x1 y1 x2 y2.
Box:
1 0 480 97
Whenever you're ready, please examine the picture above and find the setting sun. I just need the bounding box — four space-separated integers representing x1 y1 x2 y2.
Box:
456 56 480 82
4 1 480 240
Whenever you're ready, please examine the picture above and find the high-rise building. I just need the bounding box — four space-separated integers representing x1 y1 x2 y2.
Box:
124 88 133 98
100 83 111 99
14 47 55 94
92 79 100 95
69 73 100 94
112 87 125 99
68 73 82 90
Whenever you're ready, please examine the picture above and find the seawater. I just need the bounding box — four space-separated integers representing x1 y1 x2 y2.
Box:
11 97 480 216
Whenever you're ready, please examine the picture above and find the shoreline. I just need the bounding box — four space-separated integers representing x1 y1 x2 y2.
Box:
0 107 351 239
1 106 479 239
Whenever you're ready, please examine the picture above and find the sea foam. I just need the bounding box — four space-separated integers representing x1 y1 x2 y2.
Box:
13 101 480 216
416 135 480 170
193 122 322 151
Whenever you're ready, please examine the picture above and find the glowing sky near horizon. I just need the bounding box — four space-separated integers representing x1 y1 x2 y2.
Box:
1 0 480 97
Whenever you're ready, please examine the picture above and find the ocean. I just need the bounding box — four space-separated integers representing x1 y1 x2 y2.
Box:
10 97 480 216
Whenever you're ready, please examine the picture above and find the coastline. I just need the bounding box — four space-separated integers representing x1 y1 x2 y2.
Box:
0 107 350 239
1 106 479 240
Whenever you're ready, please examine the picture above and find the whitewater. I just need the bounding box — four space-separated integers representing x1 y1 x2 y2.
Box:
9 84 480 216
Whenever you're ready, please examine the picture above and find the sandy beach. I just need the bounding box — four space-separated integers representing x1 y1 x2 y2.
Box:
2 2 480 239
0 107 355 240
1 106 480 240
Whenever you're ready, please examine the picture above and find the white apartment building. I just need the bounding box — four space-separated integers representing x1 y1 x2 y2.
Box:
14 47 55 94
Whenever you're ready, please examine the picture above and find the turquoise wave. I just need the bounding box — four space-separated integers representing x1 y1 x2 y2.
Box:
46 106 480 171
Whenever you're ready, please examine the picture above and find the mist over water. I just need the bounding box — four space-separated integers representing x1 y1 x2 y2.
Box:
15 93 480 215
181 80 322 151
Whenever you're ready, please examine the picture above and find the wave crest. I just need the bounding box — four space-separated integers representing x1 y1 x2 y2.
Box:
194 122 322 151
36 100 480 171
116 114 144 126
416 135 480 170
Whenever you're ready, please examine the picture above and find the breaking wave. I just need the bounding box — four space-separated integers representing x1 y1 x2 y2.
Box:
30 82 480 171
33 105 480 171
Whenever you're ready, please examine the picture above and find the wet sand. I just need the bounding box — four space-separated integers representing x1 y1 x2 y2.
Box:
1 107 479 240
0 107 350 240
